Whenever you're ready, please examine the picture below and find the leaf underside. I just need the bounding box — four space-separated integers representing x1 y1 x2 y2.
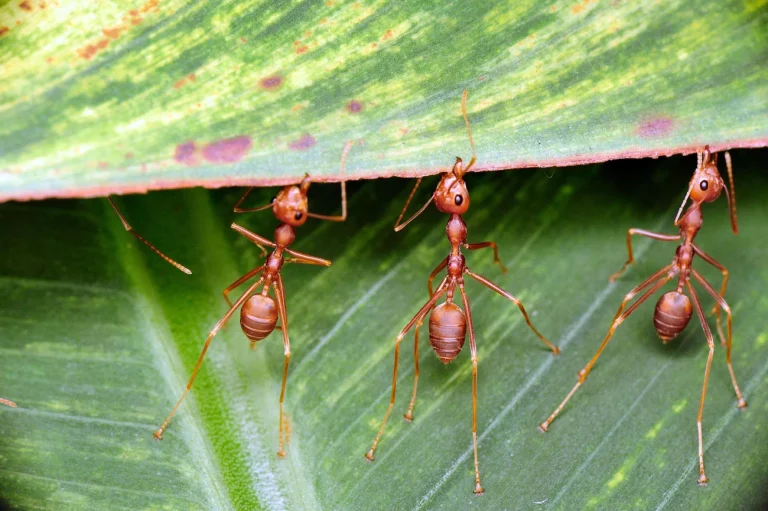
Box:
0 0 767 201
1 149 767 510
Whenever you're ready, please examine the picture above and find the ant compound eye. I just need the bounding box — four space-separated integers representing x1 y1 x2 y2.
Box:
700 180 708 191
294 211 303 220
271 196 277 203
454 194 463 206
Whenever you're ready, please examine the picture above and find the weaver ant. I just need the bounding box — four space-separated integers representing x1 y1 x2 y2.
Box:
365 91 559 494
154 143 350 458
539 146 746 486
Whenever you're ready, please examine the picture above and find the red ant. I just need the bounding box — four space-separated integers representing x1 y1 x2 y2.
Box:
154 143 350 458
539 146 746 486
365 91 559 494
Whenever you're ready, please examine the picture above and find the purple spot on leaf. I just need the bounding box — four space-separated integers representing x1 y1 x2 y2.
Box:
636 116 675 138
174 141 199 166
347 100 363 113
260 75 283 90
289 133 316 151
202 136 253 163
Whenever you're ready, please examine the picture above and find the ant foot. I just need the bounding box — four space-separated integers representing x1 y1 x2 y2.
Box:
153 429 164 441
697 474 709 486
539 422 550 433
737 398 747 409
277 449 286 458
474 483 484 495
365 449 375 461
551 346 561 356
404 411 414 422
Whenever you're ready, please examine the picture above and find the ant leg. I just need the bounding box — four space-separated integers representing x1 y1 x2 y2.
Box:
274 274 292 457
540 272 674 432
405 257 448 421
231 223 277 250
463 268 559 355
233 187 274 213
463 242 508 273
222 265 264 307
458 281 484 494
307 141 350 222
691 270 747 408
155 276 265 440
366 278 449 461
609 229 679 282
283 248 331 267
692 244 729 345
108 197 192 274
0 398 16 407
686 281 717 486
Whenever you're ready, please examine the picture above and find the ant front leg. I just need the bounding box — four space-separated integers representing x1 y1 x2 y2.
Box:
155 276 265 440
691 270 746 409
540 270 675 432
693 244 729 345
609 229 679 282
463 242 508 273
366 278 449 461
405 257 448 422
458 281 484 494
274 274 292 457
108 196 192 274
463 268 558 355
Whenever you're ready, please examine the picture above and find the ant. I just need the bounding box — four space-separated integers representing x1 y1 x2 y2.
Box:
108 196 192 274
539 146 746 486
154 143 350 458
364 90 559 494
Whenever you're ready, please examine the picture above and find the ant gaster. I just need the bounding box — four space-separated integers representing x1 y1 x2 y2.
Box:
539 146 746 486
154 143 350 457
365 91 559 494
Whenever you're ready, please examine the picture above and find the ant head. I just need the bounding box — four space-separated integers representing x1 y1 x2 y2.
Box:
272 175 309 226
434 158 470 214
689 148 724 203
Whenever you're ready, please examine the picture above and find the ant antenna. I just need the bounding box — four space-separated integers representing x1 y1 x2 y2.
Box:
457 89 477 178
307 141 350 222
233 188 275 213
724 151 738 234
673 182 693 226
108 197 192 274
393 178 434 232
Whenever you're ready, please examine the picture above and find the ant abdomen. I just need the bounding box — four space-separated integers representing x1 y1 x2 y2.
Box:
429 302 467 364
653 291 693 343
241 295 278 342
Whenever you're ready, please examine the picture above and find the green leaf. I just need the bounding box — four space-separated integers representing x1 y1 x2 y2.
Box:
1 1 767 201
1 150 767 509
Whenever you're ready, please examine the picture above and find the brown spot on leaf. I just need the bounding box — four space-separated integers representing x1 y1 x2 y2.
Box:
382 29 394 40
103 26 123 39
347 100 363 113
125 152 134 159
239 37 247 43
174 73 196 89
571 4 583 14
202 136 253 163
296 44 309 54
97 161 109 169
0 27 8 37
260 75 282 90
45 56 53 63
174 141 199 166
76 0 158 59
289 134 316 151
19 1 33 11
636 116 675 138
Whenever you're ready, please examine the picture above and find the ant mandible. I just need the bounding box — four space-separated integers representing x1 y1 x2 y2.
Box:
539 146 746 486
365 90 559 494
154 143 350 458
